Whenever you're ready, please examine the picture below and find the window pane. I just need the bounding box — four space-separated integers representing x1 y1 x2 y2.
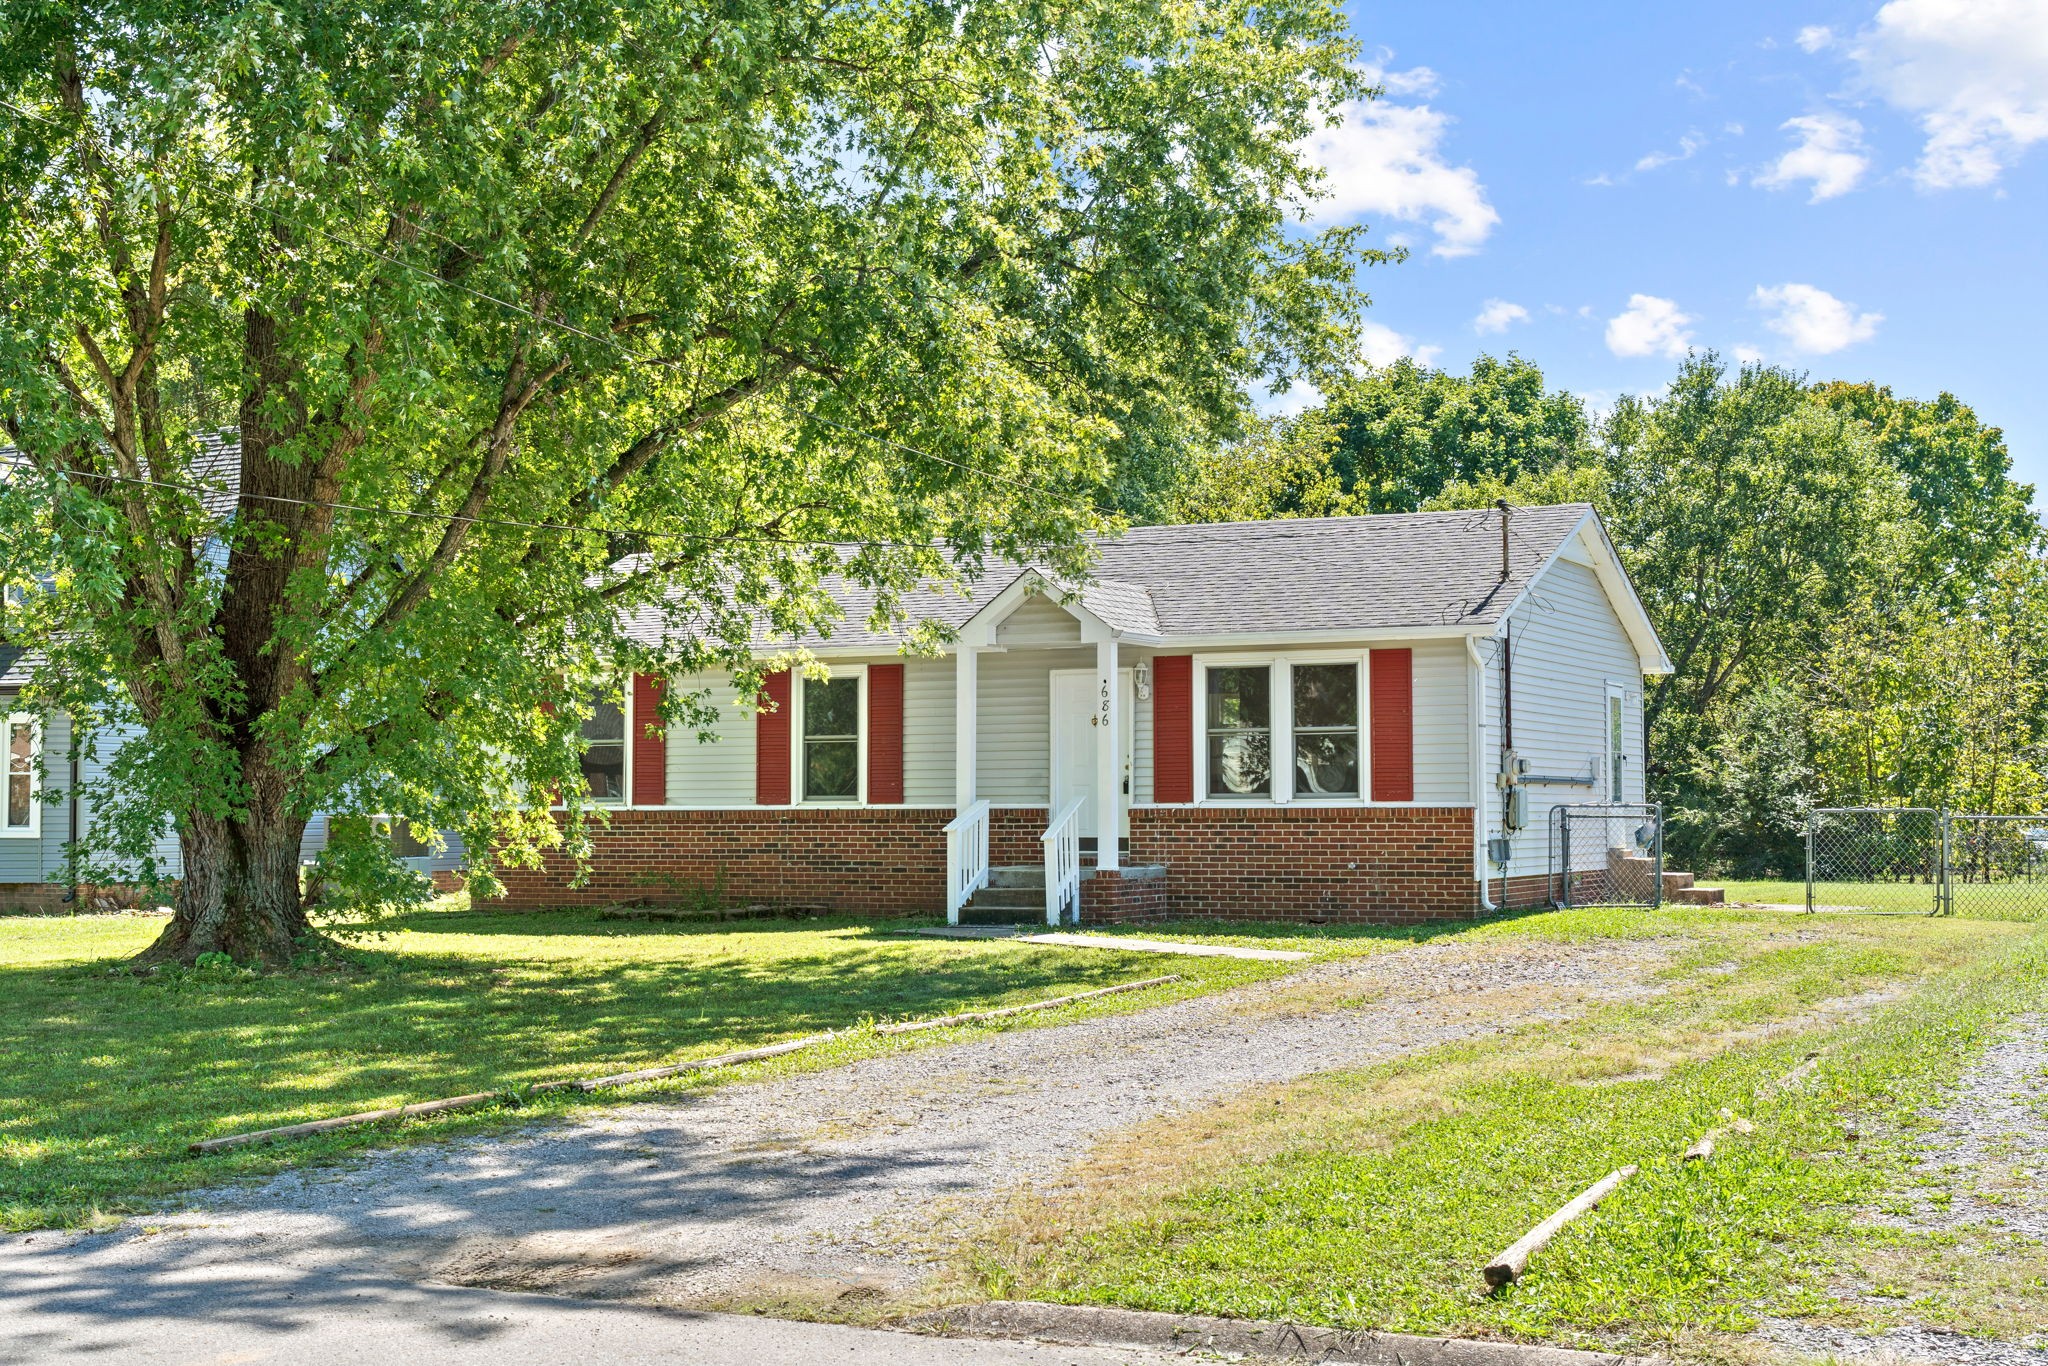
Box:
1295 733 1359 797
389 818 431 859
6 723 30 828
1205 667 1270 729
1292 663 1357 729
804 676 859 738
581 699 625 743
1208 733 1271 796
581 745 625 801
805 739 858 799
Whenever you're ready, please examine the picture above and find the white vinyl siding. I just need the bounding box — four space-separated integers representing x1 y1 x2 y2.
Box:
901 660 956 805
663 671 760 806
1488 555 1646 880
993 593 1083 646
976 646 1091 803
1411 638 1471 804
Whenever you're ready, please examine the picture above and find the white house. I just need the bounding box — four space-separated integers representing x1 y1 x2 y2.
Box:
489 502 1673 924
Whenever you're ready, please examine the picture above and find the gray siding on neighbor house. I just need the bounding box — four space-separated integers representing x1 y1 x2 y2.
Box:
0 707 68 883
1486 554 1646 881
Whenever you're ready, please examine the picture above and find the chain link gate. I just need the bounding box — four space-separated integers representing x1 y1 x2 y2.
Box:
1548 803 1663 908
1805 807 1943 915
1941 815 2048 921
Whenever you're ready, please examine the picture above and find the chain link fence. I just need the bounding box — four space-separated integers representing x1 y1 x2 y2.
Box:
1548 803 1663 909
1805 807 1943 915
1942 815 2048 921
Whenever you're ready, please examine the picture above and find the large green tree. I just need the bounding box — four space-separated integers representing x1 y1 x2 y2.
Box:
0 0 1374 964
1318 353 1592 513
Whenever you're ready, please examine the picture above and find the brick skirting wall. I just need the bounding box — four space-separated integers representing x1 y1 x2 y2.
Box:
488 808 954 913
1080 865 1169 925
1124 805 1480 923
486 804 1489 923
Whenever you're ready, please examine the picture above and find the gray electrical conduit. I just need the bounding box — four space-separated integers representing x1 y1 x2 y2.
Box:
1468 635 1496 913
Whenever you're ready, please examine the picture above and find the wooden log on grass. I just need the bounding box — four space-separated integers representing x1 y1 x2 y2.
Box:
188 1091 504 1155
1483 1165 1638 1289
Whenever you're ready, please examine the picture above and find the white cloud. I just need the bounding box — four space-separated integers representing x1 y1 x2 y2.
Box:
1473 299 1530 334
1605 294 1697 359
1301 58 1500 256
1732 343 1768 365
1796 25 1835 53
1850 0 2048 189
1358 319 1442 368
1751 283 1883 353
1754 113 1871 200
1634 131 1709 173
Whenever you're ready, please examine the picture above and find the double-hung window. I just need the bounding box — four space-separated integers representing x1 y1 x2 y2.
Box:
802 675 860 801
1206 666 1273 797
4 715 37 836
1291 663 1361 797
580 697 627 803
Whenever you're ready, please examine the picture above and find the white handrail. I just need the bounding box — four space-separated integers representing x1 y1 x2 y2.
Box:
944 799 992 925
1041 795 1087 927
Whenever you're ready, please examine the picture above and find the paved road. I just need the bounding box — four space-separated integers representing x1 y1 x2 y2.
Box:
0 1263 1181 1365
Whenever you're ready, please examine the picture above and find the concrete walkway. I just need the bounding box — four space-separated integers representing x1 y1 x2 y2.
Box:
913 926 1310 961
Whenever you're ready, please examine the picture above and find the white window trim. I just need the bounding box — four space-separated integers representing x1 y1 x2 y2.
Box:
1192 651 1370 807
4 712 41 839
791 665 868 805
552 682 633 810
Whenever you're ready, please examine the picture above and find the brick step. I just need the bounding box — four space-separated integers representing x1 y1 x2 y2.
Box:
1662 870 1695 894
1673 885 1725 906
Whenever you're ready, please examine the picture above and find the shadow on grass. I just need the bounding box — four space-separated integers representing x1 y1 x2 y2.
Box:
0 914 1160 1231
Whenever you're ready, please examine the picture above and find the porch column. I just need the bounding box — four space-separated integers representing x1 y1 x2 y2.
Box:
954 644 979 810
1096 637 1120 871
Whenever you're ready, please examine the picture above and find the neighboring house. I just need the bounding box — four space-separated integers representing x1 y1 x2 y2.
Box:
490 503 1672 925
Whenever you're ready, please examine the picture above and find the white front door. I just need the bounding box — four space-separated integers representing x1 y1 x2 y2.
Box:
1050 669 1135 839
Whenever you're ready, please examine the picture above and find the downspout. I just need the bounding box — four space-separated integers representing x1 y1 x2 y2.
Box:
1467 636 1496 912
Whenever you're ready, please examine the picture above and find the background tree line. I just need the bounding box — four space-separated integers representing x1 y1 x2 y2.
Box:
1161 353 2046 877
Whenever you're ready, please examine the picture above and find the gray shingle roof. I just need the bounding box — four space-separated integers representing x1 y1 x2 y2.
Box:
635 503 1597 652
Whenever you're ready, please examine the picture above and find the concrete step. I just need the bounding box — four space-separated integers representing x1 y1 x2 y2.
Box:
1673 885 1726 906
987 866 1047 890
964 887 1048 913
956 905 1049 927
1662 870 1696 894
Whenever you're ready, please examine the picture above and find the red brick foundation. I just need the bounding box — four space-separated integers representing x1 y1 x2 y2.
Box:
1125 805 1480 923
1080 865 1169 925
487 808 954 913
487 803 1490 924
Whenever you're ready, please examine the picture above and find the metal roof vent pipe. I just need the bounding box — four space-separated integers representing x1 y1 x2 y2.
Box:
1497 498 1511 582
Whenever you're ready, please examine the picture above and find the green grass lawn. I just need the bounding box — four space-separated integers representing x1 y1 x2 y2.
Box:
0 903 1333 1233
1716 876 2045 920
958 913 2047 1355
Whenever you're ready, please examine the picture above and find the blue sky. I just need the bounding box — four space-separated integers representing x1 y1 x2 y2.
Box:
1298 0 2048 506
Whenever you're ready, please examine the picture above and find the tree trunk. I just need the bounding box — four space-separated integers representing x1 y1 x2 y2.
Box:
135 805 311 969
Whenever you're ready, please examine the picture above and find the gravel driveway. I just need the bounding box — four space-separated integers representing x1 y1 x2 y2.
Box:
0 934 1674 1342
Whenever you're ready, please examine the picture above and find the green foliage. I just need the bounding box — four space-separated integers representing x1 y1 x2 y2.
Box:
0 0 1376 921
1319 354 1593 513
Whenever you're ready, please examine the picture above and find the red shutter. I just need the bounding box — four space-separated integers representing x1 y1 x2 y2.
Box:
756 669 792 805
867 664 905 803
1153 655 1194 804
631 673 667 807
1369 647 1414 802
